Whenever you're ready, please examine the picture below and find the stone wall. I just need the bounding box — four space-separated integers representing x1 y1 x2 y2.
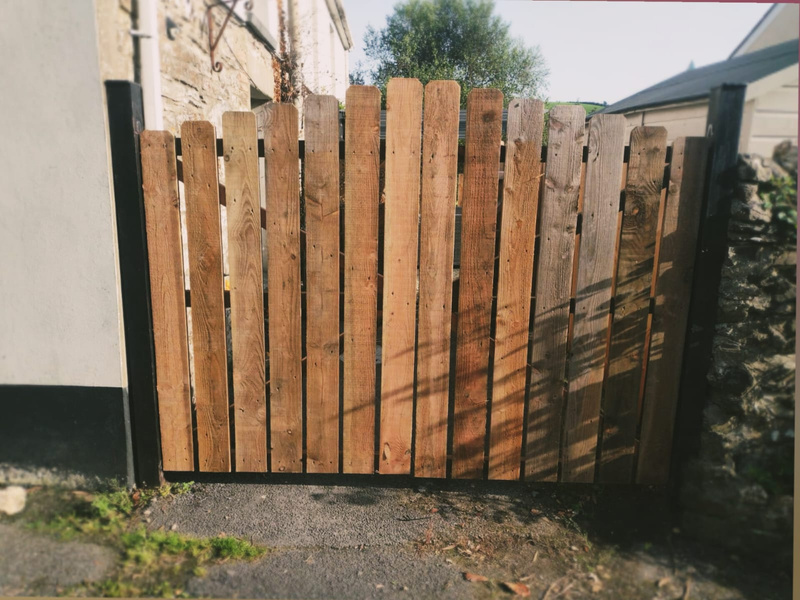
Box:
95 0 278 133
96 0 135 82
680 148 796 567
157 0 276 133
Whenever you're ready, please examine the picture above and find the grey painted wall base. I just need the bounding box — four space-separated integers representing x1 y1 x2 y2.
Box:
0 386 133 489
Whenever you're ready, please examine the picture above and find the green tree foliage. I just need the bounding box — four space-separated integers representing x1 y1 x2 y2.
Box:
353 0 548 106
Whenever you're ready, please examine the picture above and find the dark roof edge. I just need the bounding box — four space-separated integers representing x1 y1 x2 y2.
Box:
598 40 797 115
596 93 710 116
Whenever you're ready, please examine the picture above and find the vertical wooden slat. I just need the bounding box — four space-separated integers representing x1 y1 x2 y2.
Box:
488 99 544 480
222 112 266 472
525 105 585 482
379 78 423 474
452 89 503 479
343 86 381 474
182 121 231 472
637 137 708 484
561 115 626 482
264 103 303 473
141 130 194 472
599 126 668 483
304 95 341 473
415 80 460 478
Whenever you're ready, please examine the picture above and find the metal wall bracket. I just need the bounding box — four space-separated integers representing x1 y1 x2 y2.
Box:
206 0 252 72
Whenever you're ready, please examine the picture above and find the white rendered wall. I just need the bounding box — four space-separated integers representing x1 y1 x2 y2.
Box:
0 0 125 388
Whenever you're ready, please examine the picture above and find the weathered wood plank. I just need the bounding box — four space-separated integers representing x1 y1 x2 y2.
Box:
182 121 231 472
525 105 585 482
599 126 668 483
415 80 460 478
488 98 544 480
452 88 504 479
561 114 627 482
304 95 341 473
637 137 708 485
141 130 194 472
343 86 381 474
222 112 266 472
264 104 303 473
379 79 423 475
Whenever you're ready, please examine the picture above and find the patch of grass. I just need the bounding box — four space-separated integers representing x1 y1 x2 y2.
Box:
136 481 195 506
545 101 606 116
4 485 265 598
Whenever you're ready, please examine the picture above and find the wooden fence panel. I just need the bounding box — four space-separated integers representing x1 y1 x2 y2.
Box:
488 98 544 480
148 82 708 483
379 79 423 474
525 106 585 481
141 130 194 472
182 121 231 472
343 86 381 474
264 104 303 473
304 96 341 474
599 126 668 483
415 80 460 478
637 137 708 484
452 89 504 479
561 114 627 482
222 112 267 473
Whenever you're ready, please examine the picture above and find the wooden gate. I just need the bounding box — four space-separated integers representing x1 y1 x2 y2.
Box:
139 79 707 484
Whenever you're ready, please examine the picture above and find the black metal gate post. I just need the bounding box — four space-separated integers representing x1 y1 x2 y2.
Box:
670 83 747 490
105 80 163 487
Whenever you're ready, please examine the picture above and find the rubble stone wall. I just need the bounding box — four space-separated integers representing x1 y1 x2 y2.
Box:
680 146 796 567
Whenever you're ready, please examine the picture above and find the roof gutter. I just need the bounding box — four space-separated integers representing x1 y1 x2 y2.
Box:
325 0 353 50
597 93 713 118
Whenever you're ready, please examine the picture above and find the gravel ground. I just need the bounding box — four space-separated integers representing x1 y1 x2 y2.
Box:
0 522 115 596
148 483 435 548
146 480 791 600
187 547 471 599
0 481 789 599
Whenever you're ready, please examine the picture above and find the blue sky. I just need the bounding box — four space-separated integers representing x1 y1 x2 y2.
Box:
342 1 772 104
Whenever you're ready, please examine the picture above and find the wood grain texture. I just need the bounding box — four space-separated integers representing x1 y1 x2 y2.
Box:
414 80 460 478
304 96 341 473
222 112 266 472
637 137 708 485
525 105 585 482
488 98 544 480
561 114 627 482
263 104 303 473
452 88 504 479
182 121 231 472
141 130 194 472
343 86 381 474
599 126 667 483
379 79 423 474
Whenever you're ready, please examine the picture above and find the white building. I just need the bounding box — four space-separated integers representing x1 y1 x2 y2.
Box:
597 3 798 156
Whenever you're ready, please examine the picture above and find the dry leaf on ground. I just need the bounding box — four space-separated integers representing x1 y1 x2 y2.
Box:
464 572 489 583
501 581 531 597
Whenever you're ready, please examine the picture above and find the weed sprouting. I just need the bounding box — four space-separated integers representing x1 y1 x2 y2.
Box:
6 485 265 598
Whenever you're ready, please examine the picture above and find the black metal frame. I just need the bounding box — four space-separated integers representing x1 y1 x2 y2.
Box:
670 83 747 492
104 79 744 490
105 80 163 487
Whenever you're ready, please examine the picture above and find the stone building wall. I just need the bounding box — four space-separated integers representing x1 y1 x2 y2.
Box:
96 0 135 82
95 0 279 134
680 148 796 567
157 0 276 134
